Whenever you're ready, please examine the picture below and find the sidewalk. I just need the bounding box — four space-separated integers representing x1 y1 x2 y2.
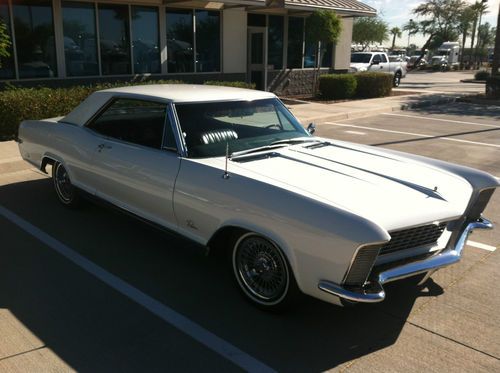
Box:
287 91 473 125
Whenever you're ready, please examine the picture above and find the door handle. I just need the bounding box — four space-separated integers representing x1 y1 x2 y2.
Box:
97 143 112 152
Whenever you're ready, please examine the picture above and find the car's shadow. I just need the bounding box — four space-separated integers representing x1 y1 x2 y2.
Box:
0 178 444 372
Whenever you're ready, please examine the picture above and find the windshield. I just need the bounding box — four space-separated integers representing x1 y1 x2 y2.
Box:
175 98 309 158
351 53 372 63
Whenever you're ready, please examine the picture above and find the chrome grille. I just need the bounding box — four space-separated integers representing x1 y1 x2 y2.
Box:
380 222 448 255
344 245 381 286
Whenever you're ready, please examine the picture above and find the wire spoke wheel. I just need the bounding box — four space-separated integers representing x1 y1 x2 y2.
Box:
233 234 289 305
53 162 76 204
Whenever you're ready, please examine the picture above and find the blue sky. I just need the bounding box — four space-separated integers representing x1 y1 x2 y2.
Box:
363 0 499 47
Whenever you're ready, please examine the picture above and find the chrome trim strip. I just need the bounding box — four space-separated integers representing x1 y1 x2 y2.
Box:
319 217 493 303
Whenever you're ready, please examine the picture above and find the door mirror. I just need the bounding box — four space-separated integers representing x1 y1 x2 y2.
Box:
371 59 380 65
307 122 316 135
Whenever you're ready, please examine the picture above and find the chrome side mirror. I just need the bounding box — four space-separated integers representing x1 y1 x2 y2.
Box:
307 122 316 135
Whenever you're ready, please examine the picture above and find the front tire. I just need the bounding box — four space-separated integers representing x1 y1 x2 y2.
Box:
232 232 299 311
52 162 80 208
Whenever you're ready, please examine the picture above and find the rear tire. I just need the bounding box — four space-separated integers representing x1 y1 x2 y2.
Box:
52 162 80 208
393 72 401 87
231 232 300 312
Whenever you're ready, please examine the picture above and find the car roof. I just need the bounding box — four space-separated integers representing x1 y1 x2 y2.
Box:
62 84 276 126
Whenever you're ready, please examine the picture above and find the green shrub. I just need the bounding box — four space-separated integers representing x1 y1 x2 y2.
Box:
486 75 500 98
0 80 184 140
475 70 490 80
353 72 392 98
318 74 357 100
204 80 256 89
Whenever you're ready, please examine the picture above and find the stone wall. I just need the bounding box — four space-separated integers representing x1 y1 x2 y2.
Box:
268 69 348 96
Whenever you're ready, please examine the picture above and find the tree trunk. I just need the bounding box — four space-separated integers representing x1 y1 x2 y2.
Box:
392 34 396 50
414 34 436 68
469 18 478 69
460 29 467 70
492 5 500 76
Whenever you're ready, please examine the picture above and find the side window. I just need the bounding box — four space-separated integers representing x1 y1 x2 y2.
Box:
372 54 381 63
380 54 388 63
88 98 176 150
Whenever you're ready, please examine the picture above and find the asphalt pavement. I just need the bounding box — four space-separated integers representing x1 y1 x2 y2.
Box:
0 102 499 372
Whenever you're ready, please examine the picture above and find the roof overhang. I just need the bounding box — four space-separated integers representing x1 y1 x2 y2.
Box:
164 0 377 16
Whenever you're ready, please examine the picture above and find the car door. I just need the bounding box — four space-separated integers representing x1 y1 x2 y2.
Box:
370 54 384 71
378 54 390 73
85 98 181 230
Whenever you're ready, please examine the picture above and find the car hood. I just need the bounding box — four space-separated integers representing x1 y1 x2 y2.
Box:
201 139 473 232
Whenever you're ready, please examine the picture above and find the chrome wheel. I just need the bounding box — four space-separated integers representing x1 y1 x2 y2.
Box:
233 233 289 305
53 162 75 204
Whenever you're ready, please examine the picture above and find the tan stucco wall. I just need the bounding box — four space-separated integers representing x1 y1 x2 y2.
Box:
333 17 353 70
222 8 247 74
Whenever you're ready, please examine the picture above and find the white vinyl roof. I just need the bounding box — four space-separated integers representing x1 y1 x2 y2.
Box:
61 84 276 126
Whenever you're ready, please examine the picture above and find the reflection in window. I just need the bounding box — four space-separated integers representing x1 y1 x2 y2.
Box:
268 16 283 70
62 1 98 77
89 99 169 150
321 43 333 68
98 4 130 75
131 6 160 74
0 3 15 79
195 10 220 72
304 19 316 68
166 9 193 73
12 0 57 79
287 17 303 69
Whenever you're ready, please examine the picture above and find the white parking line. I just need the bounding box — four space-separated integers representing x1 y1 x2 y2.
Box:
0 205 275 373
324 122 500 149
345 130 366 135
467 240 497 252
383 113 500 128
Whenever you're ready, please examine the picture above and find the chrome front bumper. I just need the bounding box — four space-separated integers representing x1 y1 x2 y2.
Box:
318 217 493 303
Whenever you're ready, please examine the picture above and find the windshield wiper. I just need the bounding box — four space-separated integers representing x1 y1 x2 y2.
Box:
270 138 322 146
230 144 287 159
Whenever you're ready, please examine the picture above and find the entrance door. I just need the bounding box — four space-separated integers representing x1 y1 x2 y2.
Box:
248 27 267 90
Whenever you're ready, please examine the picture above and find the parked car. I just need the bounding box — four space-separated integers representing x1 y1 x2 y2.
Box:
17 85 498 311
350 52 407 87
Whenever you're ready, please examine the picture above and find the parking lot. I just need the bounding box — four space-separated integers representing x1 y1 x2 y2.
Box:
0 102 499 372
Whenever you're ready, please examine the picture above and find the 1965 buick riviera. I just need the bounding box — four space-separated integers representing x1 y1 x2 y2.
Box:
17 85 498 311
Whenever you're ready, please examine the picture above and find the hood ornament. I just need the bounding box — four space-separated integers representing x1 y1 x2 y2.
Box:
433 186 438 192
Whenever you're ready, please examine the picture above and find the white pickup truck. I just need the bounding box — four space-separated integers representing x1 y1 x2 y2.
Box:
350 52 407 87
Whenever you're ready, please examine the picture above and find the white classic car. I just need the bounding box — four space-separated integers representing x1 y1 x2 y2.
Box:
17 85 498 311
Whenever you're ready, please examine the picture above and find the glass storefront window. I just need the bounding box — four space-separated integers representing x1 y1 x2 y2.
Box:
12 0 57 79
166 8 194 73
62 1 98 77
304 19 316 68
0 3 15 79
131 6 160 74
287 17 303 69
195 10 220 72
321 42 333 68
268 15 283 70
98 4 130 75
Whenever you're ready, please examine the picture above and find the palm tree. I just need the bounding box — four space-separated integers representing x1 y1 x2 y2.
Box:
492 4 500 76
458 6 476 68
390 27 402 49
470 1 488 67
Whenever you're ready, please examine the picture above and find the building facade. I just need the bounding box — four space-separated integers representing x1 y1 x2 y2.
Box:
0 0 375 94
